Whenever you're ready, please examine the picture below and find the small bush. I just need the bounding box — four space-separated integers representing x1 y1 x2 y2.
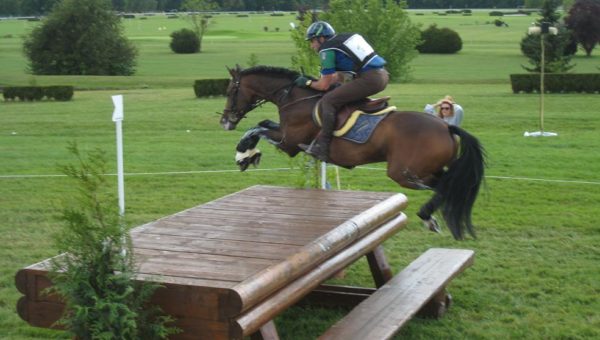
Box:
2 86 74 101
489 11 504 16
45 86 74 101
510 73 600 93
170 28 200 54
122 14 135 19
193 79 229 97
417 24 463 54
494 19 506 27
237 14 248 17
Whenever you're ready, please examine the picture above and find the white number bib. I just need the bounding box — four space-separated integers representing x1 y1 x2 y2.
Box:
343 34 374 62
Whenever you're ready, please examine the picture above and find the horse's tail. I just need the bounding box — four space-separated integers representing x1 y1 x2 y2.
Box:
437 125 486 240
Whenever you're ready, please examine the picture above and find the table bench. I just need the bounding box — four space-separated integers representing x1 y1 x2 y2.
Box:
15 185 473 339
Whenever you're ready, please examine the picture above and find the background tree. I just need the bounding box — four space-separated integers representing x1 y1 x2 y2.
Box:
519 0 575 72
321 0 421 82
20 0 60 15
0 0 22 16
290 8 321 76
23 0 137 75
565 0 600 56
182 0 217 52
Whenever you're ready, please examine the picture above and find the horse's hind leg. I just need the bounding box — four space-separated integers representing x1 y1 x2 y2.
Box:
387 164 443 234
418 192 443 233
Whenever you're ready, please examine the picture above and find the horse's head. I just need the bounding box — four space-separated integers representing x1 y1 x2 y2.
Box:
220 65 259 130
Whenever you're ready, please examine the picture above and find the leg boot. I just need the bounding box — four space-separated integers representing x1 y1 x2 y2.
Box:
303 111 335 162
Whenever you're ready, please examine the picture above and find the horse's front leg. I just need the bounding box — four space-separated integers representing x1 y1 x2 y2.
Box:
235 120 282 171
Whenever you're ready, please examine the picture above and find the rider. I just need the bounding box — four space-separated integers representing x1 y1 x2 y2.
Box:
295 21 389 162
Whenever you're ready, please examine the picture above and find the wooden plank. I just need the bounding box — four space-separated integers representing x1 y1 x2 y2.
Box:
231 214 408 338
132 233 302 260
238 185 395 201
319 248 475 340
134 248 277 283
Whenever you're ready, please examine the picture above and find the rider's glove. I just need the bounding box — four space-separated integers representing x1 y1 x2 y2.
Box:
294 76 312 88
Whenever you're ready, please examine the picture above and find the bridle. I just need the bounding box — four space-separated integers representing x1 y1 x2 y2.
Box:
221 74 309 124
222 75 267 124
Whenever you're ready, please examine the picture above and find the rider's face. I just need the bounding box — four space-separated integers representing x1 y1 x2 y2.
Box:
310 37 323 51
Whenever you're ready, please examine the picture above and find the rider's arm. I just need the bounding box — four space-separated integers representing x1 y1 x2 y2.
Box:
309 73 337 91
309 50 338 91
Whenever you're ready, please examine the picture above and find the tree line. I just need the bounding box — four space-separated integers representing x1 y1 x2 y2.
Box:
2 0 545 17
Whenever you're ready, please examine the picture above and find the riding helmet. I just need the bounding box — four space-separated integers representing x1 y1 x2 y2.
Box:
305 21 335 40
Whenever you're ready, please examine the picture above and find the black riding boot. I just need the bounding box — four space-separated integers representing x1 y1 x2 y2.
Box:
303 111 335 162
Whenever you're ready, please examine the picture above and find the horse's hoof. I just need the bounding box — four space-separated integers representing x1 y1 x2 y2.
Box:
424 217 442 234
249 152 261 167
237 159 250 171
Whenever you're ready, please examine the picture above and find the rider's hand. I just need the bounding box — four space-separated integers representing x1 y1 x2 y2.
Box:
294 76 312 88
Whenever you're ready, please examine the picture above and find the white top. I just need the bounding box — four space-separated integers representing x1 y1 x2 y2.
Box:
424 103 464 126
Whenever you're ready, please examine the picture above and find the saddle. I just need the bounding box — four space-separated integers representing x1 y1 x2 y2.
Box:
313 97 395 137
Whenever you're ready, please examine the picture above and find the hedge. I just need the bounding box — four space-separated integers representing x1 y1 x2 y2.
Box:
193 79 229 97
2 86 74 101
510 73 600 93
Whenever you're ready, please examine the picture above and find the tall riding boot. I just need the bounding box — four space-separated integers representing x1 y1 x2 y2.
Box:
306 111 335 162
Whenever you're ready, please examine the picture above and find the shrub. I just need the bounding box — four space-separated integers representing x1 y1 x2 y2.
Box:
23 0 137 76
510 73 600 93
44 86 74 101
3 86 75 101
170 28 200 54
50 144 177 339
489 11 504 16
193 79 229 97
417 24 463 54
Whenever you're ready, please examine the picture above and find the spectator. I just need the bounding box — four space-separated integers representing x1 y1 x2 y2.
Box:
424 95 464 126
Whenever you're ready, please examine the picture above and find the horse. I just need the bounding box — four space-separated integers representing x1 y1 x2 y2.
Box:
219 65 485 240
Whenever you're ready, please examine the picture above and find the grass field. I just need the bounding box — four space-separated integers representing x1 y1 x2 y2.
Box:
1 10 599 340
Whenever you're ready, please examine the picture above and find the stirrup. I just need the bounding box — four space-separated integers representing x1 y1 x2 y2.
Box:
298 140 329 162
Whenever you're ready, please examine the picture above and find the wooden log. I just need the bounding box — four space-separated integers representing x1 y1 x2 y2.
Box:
231 213 408 339
226 193 408 316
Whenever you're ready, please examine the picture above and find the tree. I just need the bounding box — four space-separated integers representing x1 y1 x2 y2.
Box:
51 143 177 339
23 0 137 75
181 0 217 52
20 0 60 15
321 0 421 82
519 0 575 72
565 0 600 56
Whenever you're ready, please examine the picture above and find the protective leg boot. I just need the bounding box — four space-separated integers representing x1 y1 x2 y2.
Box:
301 111 335 162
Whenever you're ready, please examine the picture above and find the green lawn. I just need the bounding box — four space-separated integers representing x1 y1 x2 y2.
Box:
1 11 599 340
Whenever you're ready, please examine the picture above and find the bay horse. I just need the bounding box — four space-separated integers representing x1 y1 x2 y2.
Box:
219 65 485 240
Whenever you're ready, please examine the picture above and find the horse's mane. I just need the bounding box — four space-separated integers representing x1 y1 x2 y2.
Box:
240 65 300 80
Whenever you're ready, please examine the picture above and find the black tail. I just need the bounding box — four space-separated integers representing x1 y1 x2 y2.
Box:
437 125 485 240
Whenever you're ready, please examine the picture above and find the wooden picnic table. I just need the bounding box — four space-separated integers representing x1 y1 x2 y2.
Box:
16 185 410 339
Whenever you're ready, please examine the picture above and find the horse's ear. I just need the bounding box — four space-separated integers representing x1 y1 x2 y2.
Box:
226 66 235 77
235 64 242 72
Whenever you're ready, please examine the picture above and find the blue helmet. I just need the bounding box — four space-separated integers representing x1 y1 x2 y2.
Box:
305 21 335 40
